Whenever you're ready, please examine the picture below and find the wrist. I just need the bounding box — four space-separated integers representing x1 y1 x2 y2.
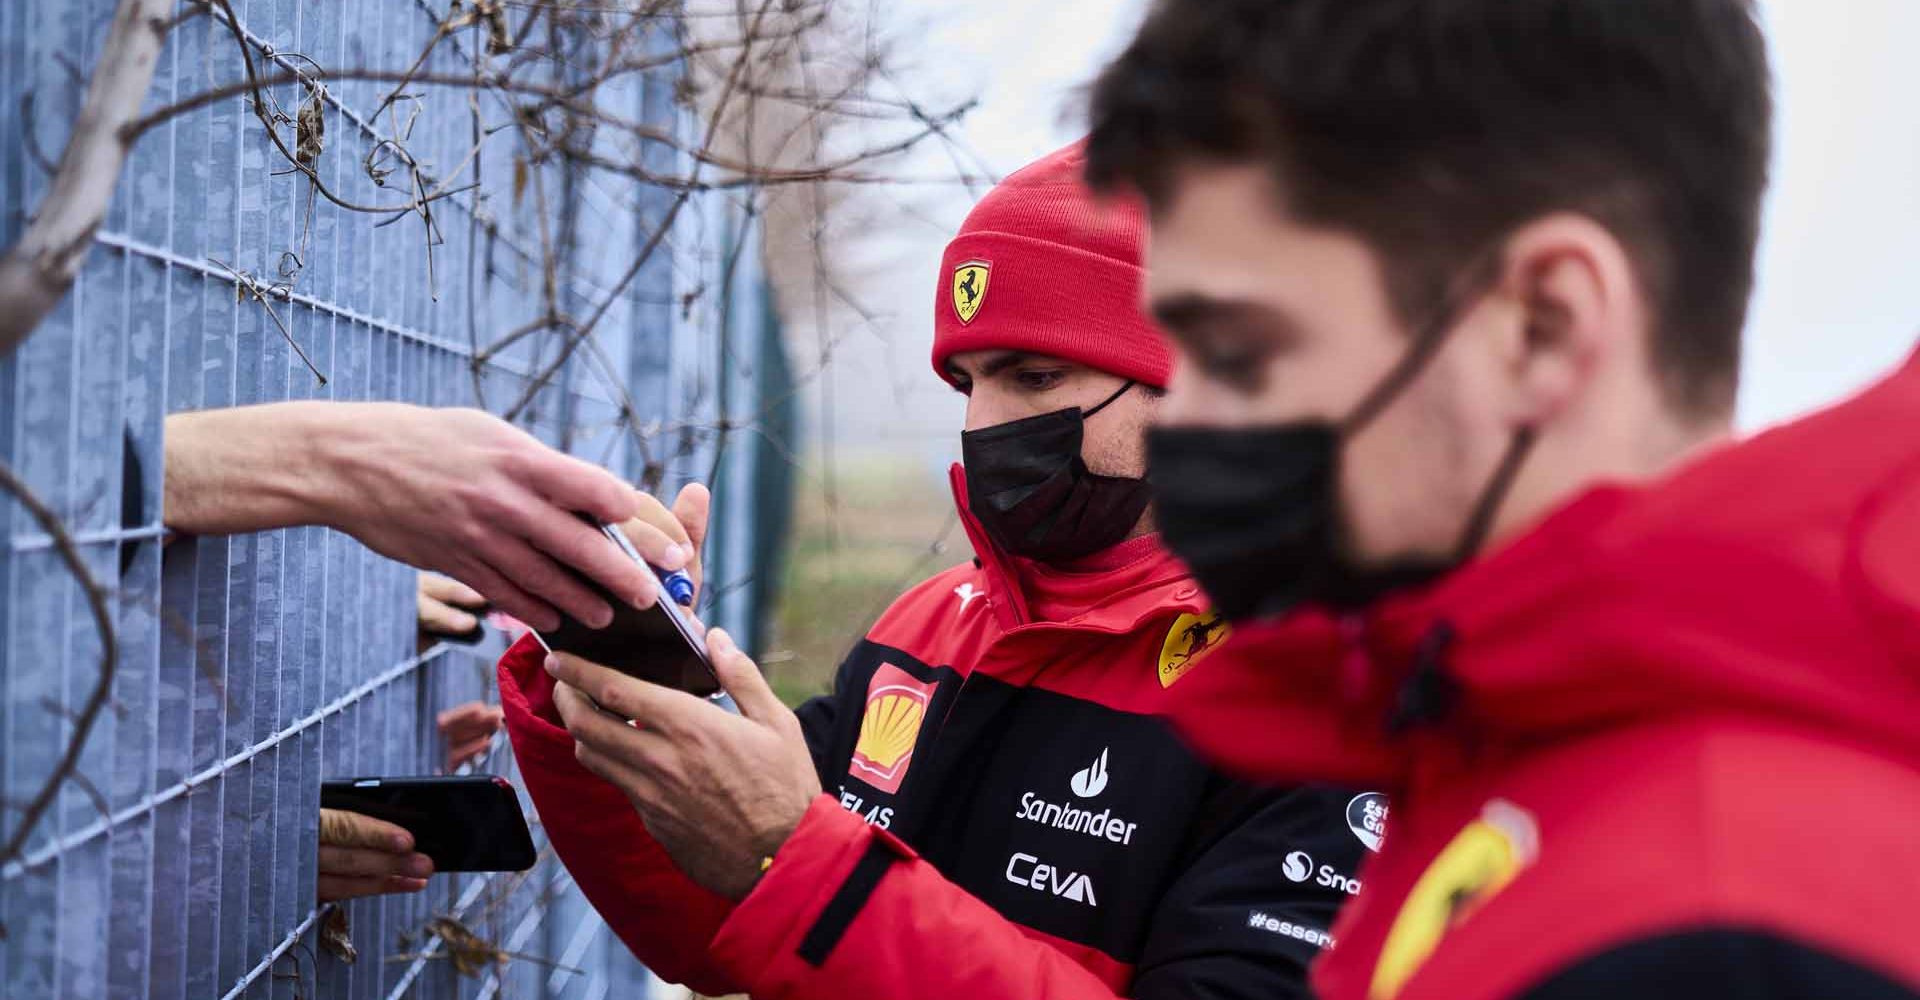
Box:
754 810 804 863
300 401 390 532
735 793 817 898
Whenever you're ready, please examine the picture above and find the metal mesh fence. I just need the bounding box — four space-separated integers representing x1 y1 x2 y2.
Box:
0 1 774 996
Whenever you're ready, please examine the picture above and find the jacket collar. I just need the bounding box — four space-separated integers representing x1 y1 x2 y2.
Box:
948 463 1203 635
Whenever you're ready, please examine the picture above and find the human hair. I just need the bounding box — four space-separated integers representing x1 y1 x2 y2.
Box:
1085 0 1773 418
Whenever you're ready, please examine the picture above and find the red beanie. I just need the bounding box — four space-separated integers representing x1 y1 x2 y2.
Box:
930 141 1172 389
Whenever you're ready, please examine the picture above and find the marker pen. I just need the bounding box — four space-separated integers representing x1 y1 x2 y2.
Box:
659 568 696 607
598 521 698 608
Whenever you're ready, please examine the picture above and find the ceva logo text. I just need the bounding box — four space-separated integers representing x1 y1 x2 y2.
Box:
1005 852 1098 906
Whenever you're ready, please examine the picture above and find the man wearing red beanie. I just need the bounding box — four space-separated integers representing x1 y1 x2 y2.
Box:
495 142 1367 1000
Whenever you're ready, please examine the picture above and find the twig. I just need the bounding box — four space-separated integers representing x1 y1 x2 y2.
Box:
501 0 787 422
0 461 118 868
206 257 329 386
191 0 475 217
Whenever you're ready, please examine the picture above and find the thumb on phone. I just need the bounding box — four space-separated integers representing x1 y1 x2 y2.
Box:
706 628 787 729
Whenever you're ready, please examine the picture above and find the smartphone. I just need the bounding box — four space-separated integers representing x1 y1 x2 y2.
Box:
320 775 536 872
530 520 722 698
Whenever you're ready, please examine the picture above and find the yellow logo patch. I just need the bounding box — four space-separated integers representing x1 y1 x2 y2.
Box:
1158 612 1231 688
1370 799 1540 1000
847 663 935 794
951 260 990 324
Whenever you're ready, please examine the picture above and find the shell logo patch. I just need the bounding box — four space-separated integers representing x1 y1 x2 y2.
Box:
848 662 936 794
1370 799 1540 1000
1158 612 1231 688
951 260 990 324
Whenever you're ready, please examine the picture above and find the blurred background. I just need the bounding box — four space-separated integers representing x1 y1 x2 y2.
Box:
757 0 1920 702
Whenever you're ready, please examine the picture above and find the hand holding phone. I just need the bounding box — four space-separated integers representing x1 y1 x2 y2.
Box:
531 519 722 698
320 775 536 872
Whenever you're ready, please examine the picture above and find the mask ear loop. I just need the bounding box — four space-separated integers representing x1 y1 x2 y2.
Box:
1340 257 1499 437
1081 380 1137 421
1342 318 1459 437
1332 249 1531 562
1451 425 1537 562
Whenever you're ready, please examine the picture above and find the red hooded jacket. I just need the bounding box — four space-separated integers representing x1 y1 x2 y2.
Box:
499 468 1367 999
1166 345 1920 1000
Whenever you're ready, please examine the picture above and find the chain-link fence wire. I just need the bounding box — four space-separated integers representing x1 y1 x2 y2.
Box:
0 0 833 995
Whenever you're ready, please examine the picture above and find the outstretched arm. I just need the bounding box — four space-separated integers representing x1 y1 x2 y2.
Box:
163 401 658 631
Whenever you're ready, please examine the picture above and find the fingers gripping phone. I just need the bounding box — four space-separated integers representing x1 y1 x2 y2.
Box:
531 520 724 699
321 775 536 872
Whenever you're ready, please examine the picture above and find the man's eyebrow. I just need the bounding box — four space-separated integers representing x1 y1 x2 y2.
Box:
974 351 1043 378
947 351 1062 386
1150 294 1301 343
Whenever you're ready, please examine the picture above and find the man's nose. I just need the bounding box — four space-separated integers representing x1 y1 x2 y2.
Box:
963 394 1006 433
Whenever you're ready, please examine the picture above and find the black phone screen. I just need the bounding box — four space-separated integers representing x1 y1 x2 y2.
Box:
320 775 536 872
531 524 720 697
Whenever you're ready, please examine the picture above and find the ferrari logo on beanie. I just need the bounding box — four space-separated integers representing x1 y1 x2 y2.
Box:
929 141 1173 388
952 260 991 324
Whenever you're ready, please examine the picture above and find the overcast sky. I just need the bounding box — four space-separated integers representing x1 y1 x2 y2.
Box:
803 0 1920 464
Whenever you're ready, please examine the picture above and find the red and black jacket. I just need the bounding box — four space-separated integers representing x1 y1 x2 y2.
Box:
1166 345 1920 1000
500 468 1368 999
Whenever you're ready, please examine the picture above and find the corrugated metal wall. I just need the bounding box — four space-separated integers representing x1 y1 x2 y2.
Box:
0 1 776 996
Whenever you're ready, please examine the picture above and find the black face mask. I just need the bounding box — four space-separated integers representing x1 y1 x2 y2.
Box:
1147 300 1537 622
962 382 1153 563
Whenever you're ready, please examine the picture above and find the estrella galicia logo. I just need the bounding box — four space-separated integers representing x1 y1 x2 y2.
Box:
1069 748 1110 799
1347 792 1389 852
1282 850 1313 882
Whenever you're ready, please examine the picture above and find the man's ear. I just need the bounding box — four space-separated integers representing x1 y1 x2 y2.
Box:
1495 214 1636 427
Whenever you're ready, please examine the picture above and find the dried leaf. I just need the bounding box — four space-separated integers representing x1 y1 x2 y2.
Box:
425 916 505 979
319 906 357 965
512 158 529 211
294 85 326 167
476 0 511 55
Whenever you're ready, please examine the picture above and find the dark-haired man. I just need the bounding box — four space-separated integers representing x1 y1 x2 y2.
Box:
499 144 1365 1000
1087 2 1920 999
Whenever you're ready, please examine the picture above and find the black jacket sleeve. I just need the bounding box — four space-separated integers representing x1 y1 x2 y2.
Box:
1130 782 1369 1000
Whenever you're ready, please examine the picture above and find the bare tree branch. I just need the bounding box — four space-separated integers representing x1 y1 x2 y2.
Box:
0 0 173 356
0 461 118 868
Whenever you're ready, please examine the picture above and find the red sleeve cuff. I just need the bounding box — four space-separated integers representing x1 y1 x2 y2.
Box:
497 631 744 994
708 795 912 991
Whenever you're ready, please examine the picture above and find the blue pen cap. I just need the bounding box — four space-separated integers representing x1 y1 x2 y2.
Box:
661 570 696 607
